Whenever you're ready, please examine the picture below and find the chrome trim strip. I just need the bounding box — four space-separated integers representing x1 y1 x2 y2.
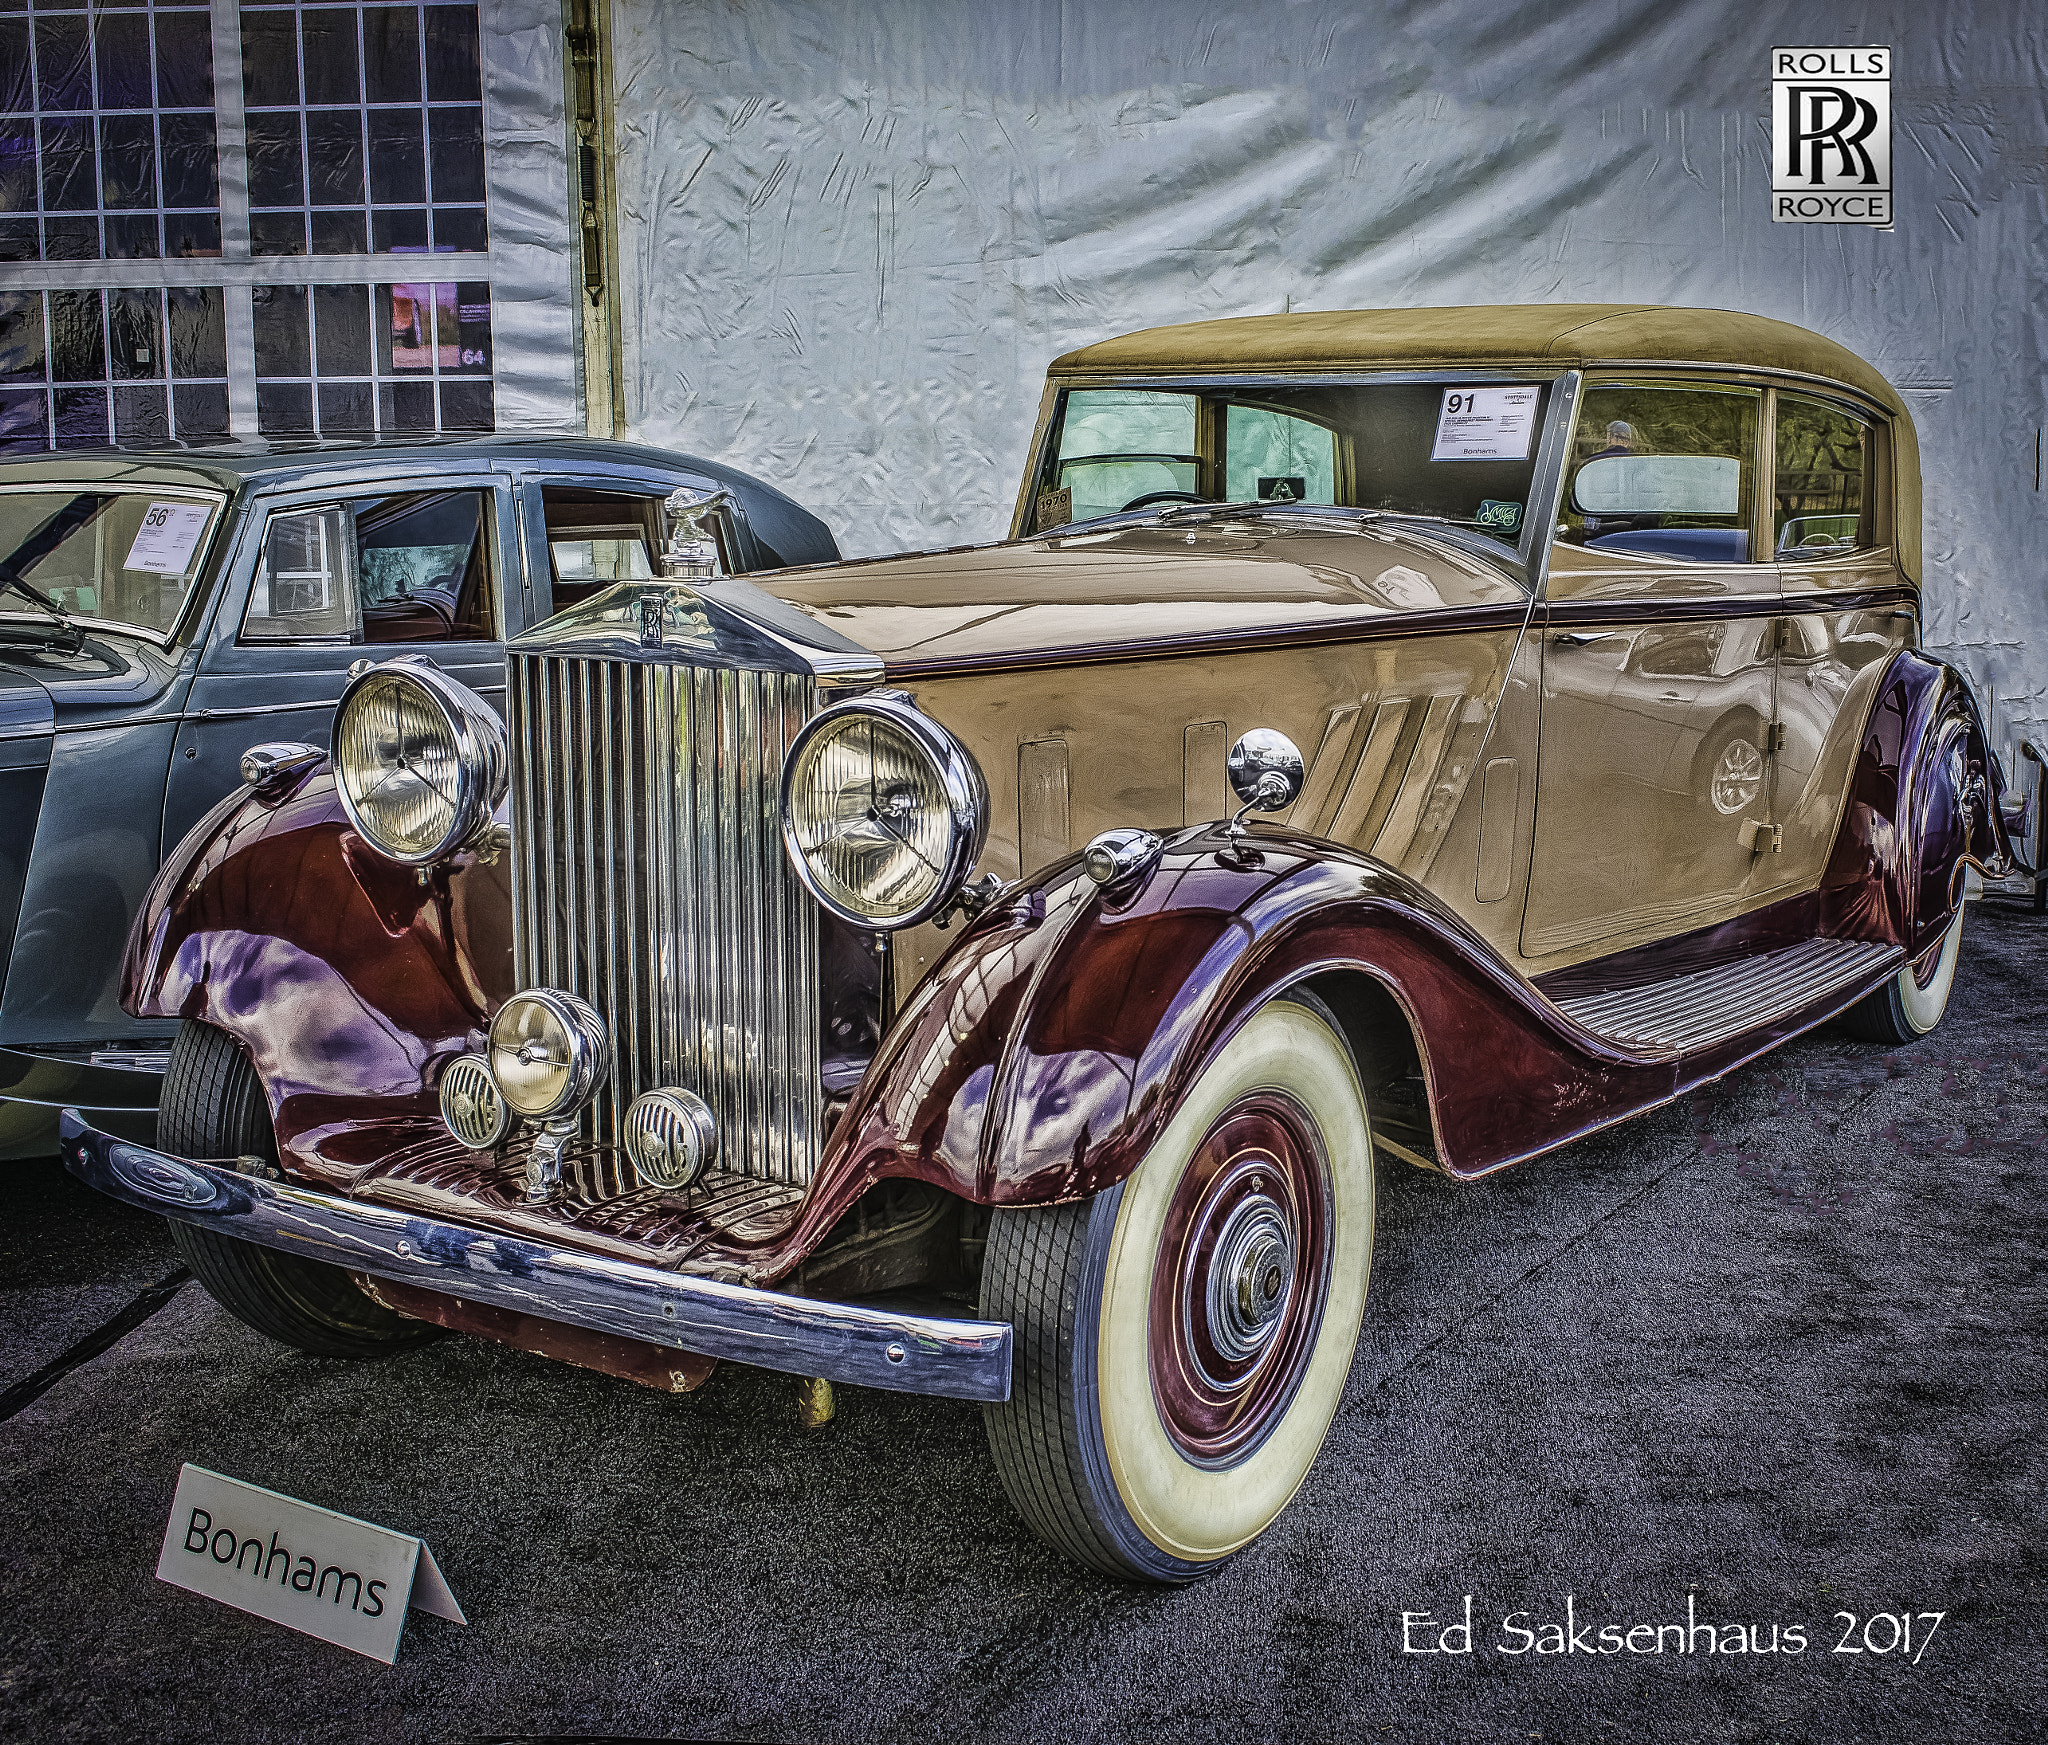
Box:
57 1114 1012 1403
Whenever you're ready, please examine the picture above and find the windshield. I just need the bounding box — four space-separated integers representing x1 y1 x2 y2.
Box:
1034 379 1551 548
0 489 224 639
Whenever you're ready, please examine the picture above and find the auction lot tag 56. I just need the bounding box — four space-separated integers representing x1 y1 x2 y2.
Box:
157 1464 465 1664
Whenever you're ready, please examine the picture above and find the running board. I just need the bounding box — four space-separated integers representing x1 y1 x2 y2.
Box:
1553 937 1901 1054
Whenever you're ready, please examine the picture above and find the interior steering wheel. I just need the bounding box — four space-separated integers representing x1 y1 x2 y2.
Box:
1120 490 1208 512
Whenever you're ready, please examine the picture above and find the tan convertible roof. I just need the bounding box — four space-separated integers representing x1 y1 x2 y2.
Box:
1047 303 1921 583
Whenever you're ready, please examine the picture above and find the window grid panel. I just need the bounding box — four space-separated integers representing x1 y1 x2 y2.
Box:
0 1 221 265
0 284 231 450
253 276 490 436
238 3 484 261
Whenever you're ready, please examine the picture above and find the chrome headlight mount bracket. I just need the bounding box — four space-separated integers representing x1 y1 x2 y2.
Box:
780 688 990 931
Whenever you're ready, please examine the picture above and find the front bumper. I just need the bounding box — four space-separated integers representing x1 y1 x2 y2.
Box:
58 1113 1013 1404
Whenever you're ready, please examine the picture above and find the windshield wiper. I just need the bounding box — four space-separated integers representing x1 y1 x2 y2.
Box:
0 495 104 650
0 568 84 650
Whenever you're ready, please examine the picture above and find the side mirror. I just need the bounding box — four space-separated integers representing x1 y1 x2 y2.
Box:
1226 729 1304 835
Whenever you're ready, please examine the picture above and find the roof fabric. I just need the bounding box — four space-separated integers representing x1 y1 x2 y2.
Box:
606 0 2046 759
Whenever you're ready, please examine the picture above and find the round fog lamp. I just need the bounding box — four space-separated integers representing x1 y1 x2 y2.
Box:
623 1087 718 1190
439 1053 514 1150
488 989 611 1121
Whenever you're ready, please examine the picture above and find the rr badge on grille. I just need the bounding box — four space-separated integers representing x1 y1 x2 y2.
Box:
639 596 665 648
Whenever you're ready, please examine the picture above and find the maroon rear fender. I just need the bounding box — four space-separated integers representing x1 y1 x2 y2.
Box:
122 766 514 1185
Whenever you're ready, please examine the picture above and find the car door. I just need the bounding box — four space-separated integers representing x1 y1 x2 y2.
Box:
162 468 524 852
1522 380 1781 964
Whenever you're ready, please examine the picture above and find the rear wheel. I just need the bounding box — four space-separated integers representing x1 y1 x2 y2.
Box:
980 994 1374 1581
161 1022 434 1359
1842 906 1965 1044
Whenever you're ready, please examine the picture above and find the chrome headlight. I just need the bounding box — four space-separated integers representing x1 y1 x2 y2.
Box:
488 989 610 1121
781 690 988 929
332 656 506 865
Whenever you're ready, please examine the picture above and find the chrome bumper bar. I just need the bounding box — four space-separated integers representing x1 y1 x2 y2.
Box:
58 1113 1012 1404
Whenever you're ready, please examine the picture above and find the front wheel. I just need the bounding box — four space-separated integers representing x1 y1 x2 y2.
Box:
160 1022 436 1359
1842 905 1965 1044
980 994 1375 1581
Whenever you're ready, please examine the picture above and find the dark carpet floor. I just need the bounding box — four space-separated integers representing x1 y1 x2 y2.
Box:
1 896 2042 1744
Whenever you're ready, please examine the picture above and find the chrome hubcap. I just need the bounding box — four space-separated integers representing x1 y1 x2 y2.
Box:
1205 1193 1296 1364
1711 738 1764 815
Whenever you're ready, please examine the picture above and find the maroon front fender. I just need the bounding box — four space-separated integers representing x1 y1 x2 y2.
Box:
821 829 1673 1194
122 767 513 1186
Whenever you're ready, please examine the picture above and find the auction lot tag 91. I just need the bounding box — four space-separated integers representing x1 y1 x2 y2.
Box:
157 1464 465 1664
1431 387 1539 461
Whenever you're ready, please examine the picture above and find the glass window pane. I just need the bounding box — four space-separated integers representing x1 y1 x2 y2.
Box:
367 108 424 202
318 381 372 431
249 209 306 255
251 284 309 375
164 210 221 258
0 290 44 383
99 114 156 208
301 8 360 105
0 217 35 262
52 384 109 446
437 378 490 430
423 5 480 102
167 287 225 377
310 209 366 253
381 379 433 429
158 115 219 209
0 120 35 213
94 12 153 110
113 383 168 441
256 378 313 433
313 283 370 375
305 108 364 204
378 280 440 373
1774 397 1870 559
1558 386 1760 564
370 206 426 251
429 206 485 252
1059 389 1197 461
33 16 89 113
1224 405 1336 504
246 111 305 207
240 12 300 109
39 115 95 211
42 215 97 260
153 13 215 110
47 289 102 381
106 213 160 258
0 20 32 113
363 6 421 103
356 489 491 641
107 288 164 380
427 104 482 202
449 281 489 372
173 381 228 436
0 388 48 452
246 505 357 639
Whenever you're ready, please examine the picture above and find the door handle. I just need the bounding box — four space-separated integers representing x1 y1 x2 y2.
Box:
1553 630 1615 646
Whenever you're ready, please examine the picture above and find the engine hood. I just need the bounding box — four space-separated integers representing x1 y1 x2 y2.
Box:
750 516 1529 677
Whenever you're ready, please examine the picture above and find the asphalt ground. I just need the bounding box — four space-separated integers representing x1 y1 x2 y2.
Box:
1 896 2042 1745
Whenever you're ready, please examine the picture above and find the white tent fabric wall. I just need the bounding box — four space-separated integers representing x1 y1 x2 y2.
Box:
606 0 2047 757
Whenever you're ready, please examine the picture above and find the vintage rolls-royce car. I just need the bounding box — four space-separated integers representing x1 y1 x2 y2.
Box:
63 306 2012 1583
0 438 835 1158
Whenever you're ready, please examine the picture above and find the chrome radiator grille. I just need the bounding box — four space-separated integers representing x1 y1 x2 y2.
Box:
507 653 821 1184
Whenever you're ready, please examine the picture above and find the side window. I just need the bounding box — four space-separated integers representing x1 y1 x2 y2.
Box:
1774 397 1871 560
1223 405 1336 505
540 488 663 610
241 490 493 645
243 505 358 641
1559 386 1760 563
1052 390 1199 524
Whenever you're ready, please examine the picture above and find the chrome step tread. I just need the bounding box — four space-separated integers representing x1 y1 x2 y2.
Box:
1554 937 1902 1054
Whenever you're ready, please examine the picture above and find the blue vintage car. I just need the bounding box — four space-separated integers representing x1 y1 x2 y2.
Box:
0 437 838 1157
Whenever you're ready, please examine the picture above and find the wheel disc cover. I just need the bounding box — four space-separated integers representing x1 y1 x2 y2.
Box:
1711 738 1764 815
1151 1093 1332 1467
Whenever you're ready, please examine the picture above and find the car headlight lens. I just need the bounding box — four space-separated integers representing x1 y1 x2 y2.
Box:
781 691 988 928
488 989 611 1121
332 656 506 865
